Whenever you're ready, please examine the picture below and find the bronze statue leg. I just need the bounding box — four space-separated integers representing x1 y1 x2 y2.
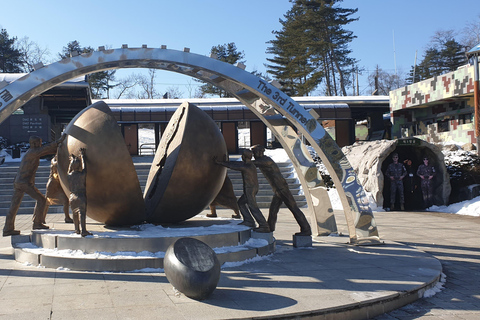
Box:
3 188 24 236
80 208 92 237
72 207 80 234
267 194 283 232
41 202 50 225
280 191 312 236
237 194 255 227
244 191 270 233
59 193 73 223
206 205 218 218
26 185 48 229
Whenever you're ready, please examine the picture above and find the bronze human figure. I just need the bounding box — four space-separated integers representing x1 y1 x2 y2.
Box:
215 150 270 233
67 148 91 237
251 145 311 236
42 156 73 224
3 135 65 236
207 175 241 219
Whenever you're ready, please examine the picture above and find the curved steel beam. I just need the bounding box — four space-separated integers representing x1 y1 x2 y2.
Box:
0 47 379 244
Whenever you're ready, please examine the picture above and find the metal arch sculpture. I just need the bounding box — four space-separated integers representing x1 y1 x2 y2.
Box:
0 46 379 244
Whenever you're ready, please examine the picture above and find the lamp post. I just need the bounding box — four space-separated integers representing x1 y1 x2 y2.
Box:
467 43 480 156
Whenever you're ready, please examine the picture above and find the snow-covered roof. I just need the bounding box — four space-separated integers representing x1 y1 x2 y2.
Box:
467 42 480 56
0 73 88 87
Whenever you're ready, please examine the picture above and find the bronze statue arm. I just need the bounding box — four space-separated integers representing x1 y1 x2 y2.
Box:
213 156 244 172
79 148 86 172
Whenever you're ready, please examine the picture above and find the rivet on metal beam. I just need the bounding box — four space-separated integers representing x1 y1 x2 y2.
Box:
184 47 190 53
122 44 128 49
210 53 218 59
270 80 282 89
142 44 148 48
161 45 167 49
33 62 44 70
236 62 246 70
98 46 105 51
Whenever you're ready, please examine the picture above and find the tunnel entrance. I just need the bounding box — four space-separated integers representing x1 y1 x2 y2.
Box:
381 140 446 210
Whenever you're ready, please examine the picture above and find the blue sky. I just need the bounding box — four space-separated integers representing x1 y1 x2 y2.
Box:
1 0 479 97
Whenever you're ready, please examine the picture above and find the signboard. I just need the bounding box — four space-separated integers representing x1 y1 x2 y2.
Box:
397 138 421 146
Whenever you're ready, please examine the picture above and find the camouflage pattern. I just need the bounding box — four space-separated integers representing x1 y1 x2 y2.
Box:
389 64 477 144
417 164 436 208
385 162 407 205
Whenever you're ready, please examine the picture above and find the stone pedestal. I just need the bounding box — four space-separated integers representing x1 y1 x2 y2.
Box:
293 235 312 248
251 231 274 244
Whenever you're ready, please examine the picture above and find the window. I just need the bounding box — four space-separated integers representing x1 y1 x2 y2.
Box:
437 119 449 132
458 113 472 125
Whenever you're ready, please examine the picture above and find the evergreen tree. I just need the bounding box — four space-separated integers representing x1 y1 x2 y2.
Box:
198 43 245 97
59 40 115 98
266 0 358 96
441 39 467 72
266 4 318 96
412 32 467 82
88 70 117 99
0 29 22 73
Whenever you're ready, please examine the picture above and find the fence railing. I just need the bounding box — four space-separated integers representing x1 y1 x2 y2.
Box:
139 143 156 156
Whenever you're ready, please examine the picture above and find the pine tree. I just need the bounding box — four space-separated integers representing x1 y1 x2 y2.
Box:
198 43 245 98
0 29 22 73
266 3 320 96
58 40 116 98
266 0 358 96
412 32 468 81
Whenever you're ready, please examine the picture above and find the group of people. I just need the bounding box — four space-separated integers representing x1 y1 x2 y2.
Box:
215 145 311 236
385 152 437 210
2 135 90 237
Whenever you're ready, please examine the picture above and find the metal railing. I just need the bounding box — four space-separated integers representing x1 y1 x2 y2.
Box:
138 143 156 156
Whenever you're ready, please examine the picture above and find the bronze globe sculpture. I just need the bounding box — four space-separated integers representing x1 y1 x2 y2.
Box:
57 101 146 226
144 102 227 223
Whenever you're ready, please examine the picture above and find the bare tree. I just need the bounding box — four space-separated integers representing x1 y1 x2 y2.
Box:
16 37 50 72
136 69 160 99
368 65 405 95
164 86 183 99
462 15 480 50
111 74 141 99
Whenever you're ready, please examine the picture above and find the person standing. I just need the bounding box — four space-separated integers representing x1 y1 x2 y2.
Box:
385 153 407 211
417 156 436 208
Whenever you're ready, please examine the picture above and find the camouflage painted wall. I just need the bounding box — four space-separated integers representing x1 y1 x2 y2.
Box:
389 63 477 144
390 65 475 111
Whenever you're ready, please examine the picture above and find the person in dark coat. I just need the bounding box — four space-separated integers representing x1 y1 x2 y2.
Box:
385 153 407 211
417 156 436 208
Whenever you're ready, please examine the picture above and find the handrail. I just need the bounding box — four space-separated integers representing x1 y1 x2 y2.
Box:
138 143 156 156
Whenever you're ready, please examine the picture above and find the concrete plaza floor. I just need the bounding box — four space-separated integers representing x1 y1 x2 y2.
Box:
0 207 478 319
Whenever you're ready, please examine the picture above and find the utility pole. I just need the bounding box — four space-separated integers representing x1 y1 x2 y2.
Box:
356 67 359 96
413 50 418 84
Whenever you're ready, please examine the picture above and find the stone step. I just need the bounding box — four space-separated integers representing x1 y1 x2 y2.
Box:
0 160 306 209
13 220 276 272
